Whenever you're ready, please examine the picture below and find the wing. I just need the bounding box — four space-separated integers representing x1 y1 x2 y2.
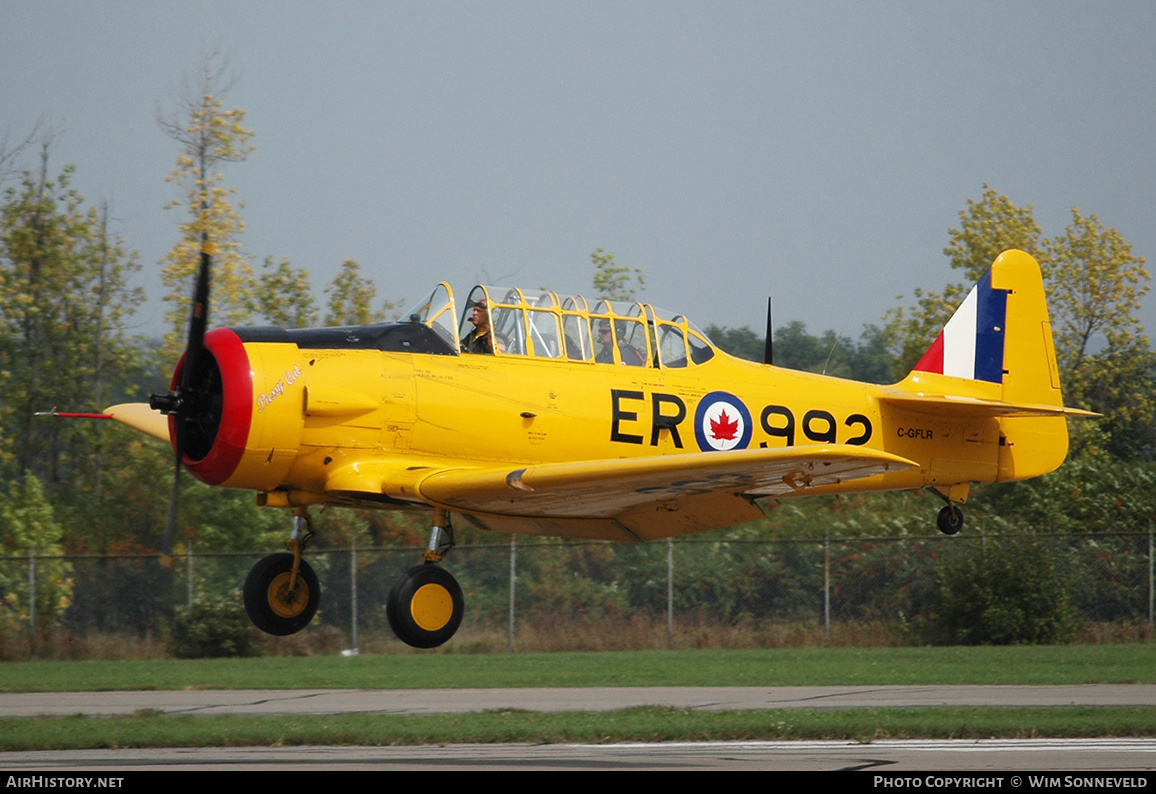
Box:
99 399 914 542
410 445 916 541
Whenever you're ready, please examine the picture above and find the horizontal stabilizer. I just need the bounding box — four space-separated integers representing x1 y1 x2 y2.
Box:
880 390 1100 419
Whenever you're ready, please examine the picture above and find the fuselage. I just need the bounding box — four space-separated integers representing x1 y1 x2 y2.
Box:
173 261 1073 523
188 328 1020 506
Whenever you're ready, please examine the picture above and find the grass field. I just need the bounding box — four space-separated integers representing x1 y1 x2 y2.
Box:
3 645 1155 692
3 707 1156 751
1 645 1154 749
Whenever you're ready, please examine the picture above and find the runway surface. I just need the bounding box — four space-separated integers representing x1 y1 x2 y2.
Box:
3 684 1155 717
3 687 1154 771
3 739 1155 772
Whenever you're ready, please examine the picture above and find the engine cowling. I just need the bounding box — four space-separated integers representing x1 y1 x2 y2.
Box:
170 327 306 491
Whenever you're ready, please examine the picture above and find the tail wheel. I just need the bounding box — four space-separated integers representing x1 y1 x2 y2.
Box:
936 504 964 536
243 553 320 636
387 565 464 649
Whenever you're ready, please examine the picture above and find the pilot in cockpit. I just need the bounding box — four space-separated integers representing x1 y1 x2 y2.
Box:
596 320 644 366
461 299 497 354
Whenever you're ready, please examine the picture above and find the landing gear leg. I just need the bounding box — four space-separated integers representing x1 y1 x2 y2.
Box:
387 508 464 649
930 484 968 536
243 509 320 636
422 507 455 564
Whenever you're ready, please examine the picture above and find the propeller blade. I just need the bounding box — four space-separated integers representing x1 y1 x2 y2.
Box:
180 247 212 395
160 245 212 557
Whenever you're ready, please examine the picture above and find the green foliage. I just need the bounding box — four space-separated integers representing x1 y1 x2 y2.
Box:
1047 209 1150 375
971 459 1156 535
324 258 396 325
171 590 255 658
773 321 895 383
1044 210 1154 460
591 247 644 302
257 256 318 328
521 542 632 620
704 324 765 362
157 55 258 364
705 321 894 383
944 184 1044 282
926 537 1077 645
179 488 286 554
62 426 171 554
0 143 144 487
677 540 821 623
0 474 73 639
774 321 846 373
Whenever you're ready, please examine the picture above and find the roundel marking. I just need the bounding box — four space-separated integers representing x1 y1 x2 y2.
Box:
694 391 753 452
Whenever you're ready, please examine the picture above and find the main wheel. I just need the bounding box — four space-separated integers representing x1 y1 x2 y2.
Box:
243 553 320 636
387 564 464 649
936 504 964 536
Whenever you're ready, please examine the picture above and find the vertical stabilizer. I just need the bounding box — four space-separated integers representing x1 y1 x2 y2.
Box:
909 249 1070 480
912 249 1064 408
986 250 1064 410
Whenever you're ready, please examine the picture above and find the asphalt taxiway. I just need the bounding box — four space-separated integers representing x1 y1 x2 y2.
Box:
3 687 1154 771
3 684 1155 717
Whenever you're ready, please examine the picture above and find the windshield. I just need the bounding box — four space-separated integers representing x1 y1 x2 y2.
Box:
453 284 716 367
401 283 458 353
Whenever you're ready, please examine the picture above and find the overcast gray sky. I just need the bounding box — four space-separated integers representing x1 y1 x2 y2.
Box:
4 1 1154 342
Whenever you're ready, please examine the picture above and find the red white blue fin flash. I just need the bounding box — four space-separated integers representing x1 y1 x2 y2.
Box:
914 269 1008 384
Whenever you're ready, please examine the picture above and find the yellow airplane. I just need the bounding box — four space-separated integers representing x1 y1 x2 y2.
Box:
102 248 1092 648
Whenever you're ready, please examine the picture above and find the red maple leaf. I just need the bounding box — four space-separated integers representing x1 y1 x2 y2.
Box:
710 409 739 441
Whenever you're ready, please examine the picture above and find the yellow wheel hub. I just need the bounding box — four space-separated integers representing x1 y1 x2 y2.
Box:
267 572 310 619
410 583 454 631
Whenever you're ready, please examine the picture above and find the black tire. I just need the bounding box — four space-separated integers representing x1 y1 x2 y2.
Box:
243 553 320 636
387 565 464 649
937 504 964 536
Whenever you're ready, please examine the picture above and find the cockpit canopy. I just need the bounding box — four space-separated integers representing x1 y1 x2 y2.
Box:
403 283 716 368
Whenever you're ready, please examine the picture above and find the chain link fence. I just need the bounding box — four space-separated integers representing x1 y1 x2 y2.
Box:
2 529 1153 656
